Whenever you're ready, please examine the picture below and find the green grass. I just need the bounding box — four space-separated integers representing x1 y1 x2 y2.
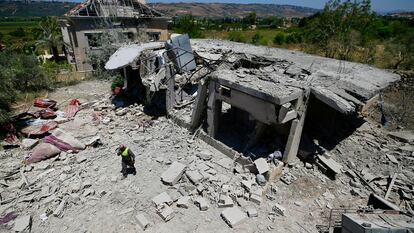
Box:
203 29 299 48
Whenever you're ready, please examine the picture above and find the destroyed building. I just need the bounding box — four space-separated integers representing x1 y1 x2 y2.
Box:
105 37 400 176
59 0 169 72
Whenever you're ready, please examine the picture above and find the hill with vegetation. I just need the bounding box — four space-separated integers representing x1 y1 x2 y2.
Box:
0 1 76 17
149 3 318 18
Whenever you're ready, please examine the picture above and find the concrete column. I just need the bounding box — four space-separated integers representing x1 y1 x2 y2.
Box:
190 79 208 131
207 81 221 138
283 94 308 163
165 64 175 114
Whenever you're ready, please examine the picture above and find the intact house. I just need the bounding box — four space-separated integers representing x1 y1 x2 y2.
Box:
58 0 169 72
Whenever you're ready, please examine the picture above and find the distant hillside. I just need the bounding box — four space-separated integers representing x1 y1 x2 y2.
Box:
148 3 318 18
0 1 318 18
0 1 77 17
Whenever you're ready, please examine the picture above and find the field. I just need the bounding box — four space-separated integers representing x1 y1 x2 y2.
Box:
0 19 39 34
204 29 301 49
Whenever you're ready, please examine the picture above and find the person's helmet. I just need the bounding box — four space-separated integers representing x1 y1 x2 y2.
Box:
119 144 125 150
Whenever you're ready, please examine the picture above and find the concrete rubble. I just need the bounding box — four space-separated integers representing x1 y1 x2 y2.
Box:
136 213 151 230
160 162 186 185
221 207 247 228
0 37 413 233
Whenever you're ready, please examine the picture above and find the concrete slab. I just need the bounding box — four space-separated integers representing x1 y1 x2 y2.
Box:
254 158 269 174
221 207 247 228
194 197 209 211
135 213 150 230
161 162 186 185
157 205 174 222
185 170 203 184
152 192 173 207
12 215 32 232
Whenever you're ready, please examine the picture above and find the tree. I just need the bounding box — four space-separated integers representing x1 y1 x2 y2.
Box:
12 54 48 91
0 50 16 124
302 0 375 60
384 32 414 70
244 12 257 25
36 17 63 60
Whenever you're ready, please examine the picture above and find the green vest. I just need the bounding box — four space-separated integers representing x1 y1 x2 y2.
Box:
121 147 129 157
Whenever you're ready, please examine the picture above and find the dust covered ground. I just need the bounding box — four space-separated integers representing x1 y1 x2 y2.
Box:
1 80 413 233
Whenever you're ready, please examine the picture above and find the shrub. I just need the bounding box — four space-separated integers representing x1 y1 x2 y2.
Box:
251 32 263 45
228 31 247 43
273 32 286 45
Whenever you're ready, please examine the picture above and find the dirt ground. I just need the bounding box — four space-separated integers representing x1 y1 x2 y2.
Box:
0 79 413 233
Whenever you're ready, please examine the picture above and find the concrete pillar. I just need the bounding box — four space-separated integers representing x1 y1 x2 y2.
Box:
165 64 175 114
190 78 208 131
207 81 221 138
283 94 308 163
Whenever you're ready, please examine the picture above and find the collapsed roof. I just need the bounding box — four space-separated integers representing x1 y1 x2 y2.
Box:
64 0 163 17
191 39 400 114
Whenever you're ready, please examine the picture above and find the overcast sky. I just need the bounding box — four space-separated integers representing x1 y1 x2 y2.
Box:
146 0 414 12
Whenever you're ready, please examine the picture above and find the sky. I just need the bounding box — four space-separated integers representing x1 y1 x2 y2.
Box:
146 0 414 12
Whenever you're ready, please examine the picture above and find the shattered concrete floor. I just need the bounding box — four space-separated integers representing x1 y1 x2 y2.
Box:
1 80 413 232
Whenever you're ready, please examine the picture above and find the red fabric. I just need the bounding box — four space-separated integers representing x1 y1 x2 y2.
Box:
43 135 79 152
64 99 80 118
21 121 58 137
34 98 57 109
26 143 60 164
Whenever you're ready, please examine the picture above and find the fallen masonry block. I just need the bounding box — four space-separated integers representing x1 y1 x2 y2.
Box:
386 153 399 164
221 207 247 228
218 195 234 208
161 162 186 185
388 131 414 143
272 204 286 216
196 184 205 194
247 208 258 217
135 213 150 231
254 158 269 174
12 215 32 232
280 173 297 185
157 205 174 222
317 153 342 175
194 197 209 211
241 180 253 192
185 170 203 184
250 194 262 205
197 150 213 161
152 192 173 207
53 198 67 218
177 196 191 209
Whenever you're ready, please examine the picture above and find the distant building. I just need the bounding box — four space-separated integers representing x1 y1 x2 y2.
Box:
59 0 169 72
